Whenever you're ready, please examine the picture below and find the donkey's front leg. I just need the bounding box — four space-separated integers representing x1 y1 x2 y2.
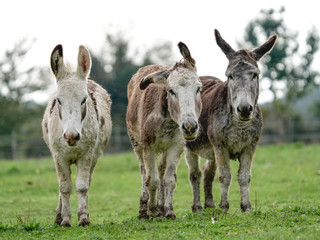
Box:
238 150 254 212
185 148 202 212
144 149 160 218
162 146 182 219
55 160 72 227
214 146 231 212
76 158 92 226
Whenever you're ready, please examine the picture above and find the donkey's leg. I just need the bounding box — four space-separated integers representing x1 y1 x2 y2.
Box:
185 148 202 212
163 146 183 219
203 159 216 209
144 148 160 218
214 146 231 212
135 147 149 219
158 152 167 217
54 194 63 225
76 158 93 226
89 158 98 186
238 150 254 212
55 160 72 227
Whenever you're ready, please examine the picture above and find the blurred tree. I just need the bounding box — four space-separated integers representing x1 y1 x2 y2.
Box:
240 7 320 143
240 7 320 102
310 101 320 120
0 38 49 160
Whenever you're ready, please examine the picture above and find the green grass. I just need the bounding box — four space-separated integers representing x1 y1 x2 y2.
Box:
0 143 320 239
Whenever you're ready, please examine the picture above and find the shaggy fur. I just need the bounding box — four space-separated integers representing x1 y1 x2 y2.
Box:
126 43 202 219
185 30 277 212
42 45 112 227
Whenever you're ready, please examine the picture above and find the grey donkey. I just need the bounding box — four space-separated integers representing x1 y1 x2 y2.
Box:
185 29 277 212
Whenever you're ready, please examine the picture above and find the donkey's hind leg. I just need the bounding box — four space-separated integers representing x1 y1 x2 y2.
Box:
157 152 167 217
55 160 72 227
144 148 160 218
203 159 216 209
76 158 92 227
214 146 231 212
54 195 63 225
162 146 182 219
238 151 253 212
185 148 202 212
135 146 150 219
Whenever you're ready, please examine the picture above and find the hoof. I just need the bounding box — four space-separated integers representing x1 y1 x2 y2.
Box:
78 218 90 227
241 202 252 212
219 202 229 212
204 200 215 209
60 219 71 227
157 206 165 217
192 204 202 213
147 210 160 218
147 205 160 218
54 213 62 225
138 211 149 220
165 211 176 220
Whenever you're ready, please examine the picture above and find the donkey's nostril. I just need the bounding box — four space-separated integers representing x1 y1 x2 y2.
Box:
182 123 188 132
64 133 68 140
74 133 80 141
183 119 198 134
192 122 198 132
237 103 253 120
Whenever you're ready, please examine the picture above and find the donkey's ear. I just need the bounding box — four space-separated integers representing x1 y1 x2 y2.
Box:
77 45 92 79
214 29 236 60
140 70 170 90
50 44 64 80
178 42 196 70
250 35 278 61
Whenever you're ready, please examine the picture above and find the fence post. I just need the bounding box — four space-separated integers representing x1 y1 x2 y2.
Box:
11 130 18 162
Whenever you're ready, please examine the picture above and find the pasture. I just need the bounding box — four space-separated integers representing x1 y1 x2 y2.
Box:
0 143 320 239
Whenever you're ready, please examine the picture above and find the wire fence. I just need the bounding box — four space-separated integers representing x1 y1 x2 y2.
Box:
0 120 320 160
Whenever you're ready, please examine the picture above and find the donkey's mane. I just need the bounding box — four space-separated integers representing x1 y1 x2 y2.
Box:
172 60 192 71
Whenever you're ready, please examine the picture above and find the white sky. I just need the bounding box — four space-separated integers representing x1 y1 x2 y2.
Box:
1 0 320 103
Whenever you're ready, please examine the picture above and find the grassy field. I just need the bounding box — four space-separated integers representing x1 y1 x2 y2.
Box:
0 143 320 239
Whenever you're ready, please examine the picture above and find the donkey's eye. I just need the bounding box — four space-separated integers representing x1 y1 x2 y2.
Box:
196 87 201 94
252 73 259 80
81 97 87 105
228 75 234 81
169 89 176 96
57 98 62 105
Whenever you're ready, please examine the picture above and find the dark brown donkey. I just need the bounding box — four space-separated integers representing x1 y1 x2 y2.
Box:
127 42 202 219
185 29 277 212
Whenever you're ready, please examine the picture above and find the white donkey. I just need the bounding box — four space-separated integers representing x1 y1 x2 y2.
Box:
42 44 112 227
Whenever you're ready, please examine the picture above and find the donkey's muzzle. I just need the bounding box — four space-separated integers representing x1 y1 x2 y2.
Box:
237 103 253 121
182 118 198 140
64 132 80 146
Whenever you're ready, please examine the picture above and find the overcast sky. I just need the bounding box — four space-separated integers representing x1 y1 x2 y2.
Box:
2 0 319 103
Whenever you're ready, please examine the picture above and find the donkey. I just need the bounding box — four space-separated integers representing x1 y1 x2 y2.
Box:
185 29 277 212
126 42 202 219
42 44 112 227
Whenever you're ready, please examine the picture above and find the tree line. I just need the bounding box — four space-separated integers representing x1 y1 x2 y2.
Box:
0 7 319 160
